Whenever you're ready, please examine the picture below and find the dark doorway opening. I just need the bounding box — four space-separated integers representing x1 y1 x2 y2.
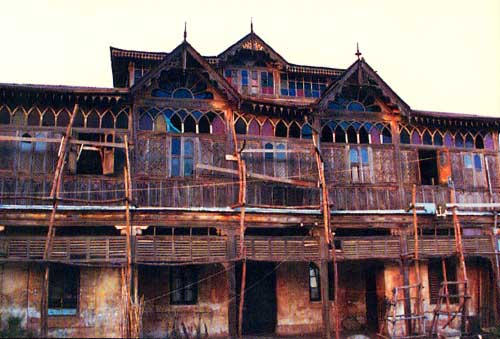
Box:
236 262 277 335
418 150 438 185
365 263 380 332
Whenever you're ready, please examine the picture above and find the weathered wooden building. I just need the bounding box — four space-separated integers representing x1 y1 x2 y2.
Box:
0 28 499 338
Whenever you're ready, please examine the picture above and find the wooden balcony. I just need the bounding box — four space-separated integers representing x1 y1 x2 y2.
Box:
135 235 228 264
244 236 320 262
337 236 493 261
0 235 494 264
0 236 127 263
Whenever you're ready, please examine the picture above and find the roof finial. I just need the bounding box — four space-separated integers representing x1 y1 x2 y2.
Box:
250 17 254 33
355 42 362 60
183 21 187 42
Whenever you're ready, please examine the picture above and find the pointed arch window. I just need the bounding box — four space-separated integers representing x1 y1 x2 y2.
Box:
154 114 166 132
422 131 432 145
465 134 474 149
86 111 99 128
433 132 443 146
321 126 333 143
27 109 40 126
382 127 392 144
0 106 10 124
301 124 312 139
444 132 454 148
42 110 56 127
116 112 129 129
262 120 274 137
57 110 70 127
359 126 369 144
289 122 301 138
275 121 288 138
400 128 410 144
211 116 226 135
139 113 153 130
235 118 247 135
101 112 114 129
169 114 182 133
484 134 494 150
370 127 381 144
248 119 260 135
455 134 464 148
347 126 357 144
183 115 196 133
335 126 346 144
198 115 211 134
475 135 484 149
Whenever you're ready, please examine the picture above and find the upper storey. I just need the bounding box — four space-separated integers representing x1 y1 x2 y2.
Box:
111 31 344 105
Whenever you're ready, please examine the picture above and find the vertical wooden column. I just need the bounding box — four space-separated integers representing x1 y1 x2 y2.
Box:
320 235 331 339
390 118 406 207
225 232 238 338
40 104 78 338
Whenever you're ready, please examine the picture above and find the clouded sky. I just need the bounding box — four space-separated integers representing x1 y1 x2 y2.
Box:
0 0 498 116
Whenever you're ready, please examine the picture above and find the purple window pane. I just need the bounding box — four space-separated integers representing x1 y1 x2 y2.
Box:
248 120 260 135
370 128 380 144
484 134 494 150
444 132 453 148
411 130 422 144
261 120 274 136
211 116 226 135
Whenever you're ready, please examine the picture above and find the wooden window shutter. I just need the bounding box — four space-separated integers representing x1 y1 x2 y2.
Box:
437 149 452 185
102 148 114 175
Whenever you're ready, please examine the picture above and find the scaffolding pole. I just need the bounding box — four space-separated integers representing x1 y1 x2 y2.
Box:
40 104 78 338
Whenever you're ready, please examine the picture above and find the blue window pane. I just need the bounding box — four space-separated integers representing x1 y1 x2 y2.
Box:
172 138 181 155
474 154 482 171
171 158 180 176
361 148 369 164
347 102 365 112
265 143 273 160
302 124 312 139
464 154 472 168
304 83 312 97
184 140 194 156
184 159 193 176
312 83 319 91
320 84 326 93
225 70 231 77
173 88 194 99
281 89 289 96
277 144 286 161
350 149 358 163
312 90 320 98
268 72 273 86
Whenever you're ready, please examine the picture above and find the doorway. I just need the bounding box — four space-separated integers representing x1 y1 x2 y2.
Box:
365 262 382 332
237 261 277 335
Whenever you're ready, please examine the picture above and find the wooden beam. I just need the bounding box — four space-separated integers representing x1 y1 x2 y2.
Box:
196 163 317 188
241 148 312 154
0 135 127 149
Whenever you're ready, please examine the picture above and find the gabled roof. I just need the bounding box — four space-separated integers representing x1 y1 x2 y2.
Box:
318 58 411 115
217 31 288 66
131 41 240 104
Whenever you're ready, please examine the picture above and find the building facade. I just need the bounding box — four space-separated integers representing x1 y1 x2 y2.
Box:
0 29 499 338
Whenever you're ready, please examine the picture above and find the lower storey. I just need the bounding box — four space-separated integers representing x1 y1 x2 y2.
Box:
0 259 497 338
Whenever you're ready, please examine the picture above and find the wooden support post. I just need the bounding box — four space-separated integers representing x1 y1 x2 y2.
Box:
238 252 247 338
225 233 238 338
40 104 78 338
320 235 331 339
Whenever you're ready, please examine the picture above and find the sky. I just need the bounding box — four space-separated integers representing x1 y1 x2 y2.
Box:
0 0 499 117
